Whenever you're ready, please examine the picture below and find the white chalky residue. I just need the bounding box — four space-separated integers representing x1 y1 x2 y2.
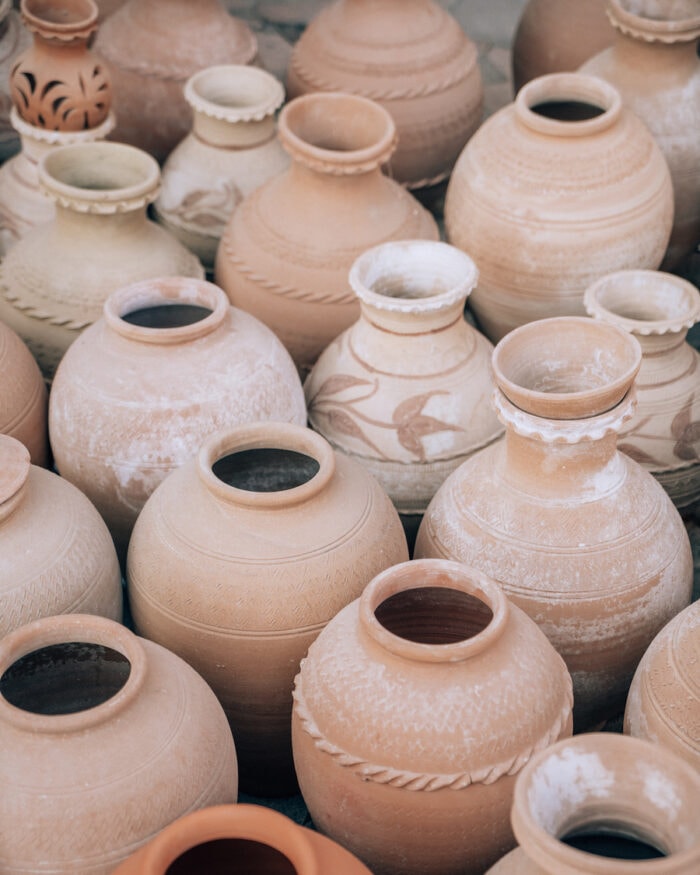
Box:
644 767 681 820
528 749 614 834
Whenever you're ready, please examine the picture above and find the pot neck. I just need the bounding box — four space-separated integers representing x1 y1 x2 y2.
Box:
0 436 30 524
495 388 636 501
193 113 276 149
359 559 509 664
14 109 116 163
197 423 336 511
607 0 700 45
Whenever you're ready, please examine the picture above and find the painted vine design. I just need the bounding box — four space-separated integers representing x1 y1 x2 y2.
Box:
619 392 700 467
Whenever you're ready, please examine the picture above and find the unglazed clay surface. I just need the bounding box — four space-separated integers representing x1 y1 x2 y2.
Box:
0 318 47 466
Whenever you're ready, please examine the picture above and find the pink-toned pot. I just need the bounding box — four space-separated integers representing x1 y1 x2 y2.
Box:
0 317 47 466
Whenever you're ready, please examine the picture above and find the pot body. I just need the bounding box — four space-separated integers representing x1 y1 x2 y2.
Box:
286 0 483 188
292 559 573 875
512 0 613 92
0 435 122 636
624 600 700 770
94 0 257 162
0 614 238 875
0 2 31 162
49 278 306 560
113 804 373 875
0 140 203 379
445 73 674 342
155 65 289 274
486 734 700 874
581 2 700 270
415 317 693 729
305 240 503 516
0 319 48 466
585 270 700 510
128 423 409 796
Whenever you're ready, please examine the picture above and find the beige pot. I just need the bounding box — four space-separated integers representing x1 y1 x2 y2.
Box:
127 422 409 796
0 318 47 466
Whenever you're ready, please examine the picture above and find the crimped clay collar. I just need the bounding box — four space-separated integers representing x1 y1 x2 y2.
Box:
585 270 700 336
20 0 98 42
608 0 700 42
11 107 116 143
493 386 637 443
185 65 285 123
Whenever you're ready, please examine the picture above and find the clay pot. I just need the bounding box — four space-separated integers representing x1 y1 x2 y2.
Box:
581 1 700 271
624 601 700 771
286 0 483 189
128 422 409 796
112 804 373 875
215 91 439 375
487 734 700 874
0 140 204 379
49 278 306 561
305 240 503 529
0 319 47 466
585 269 700 511
0 0 31 162
0 107 115 257
292 558 573 875
415 317 693 729
10 0 111 131
0 613 238 875
512 0 613 93
155 65 289 275
94 0 257 163
445 73 674 342
0 435 122 636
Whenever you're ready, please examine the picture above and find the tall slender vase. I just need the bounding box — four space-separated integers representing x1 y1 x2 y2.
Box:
94 0 257 162
581 0 700 270
215 91 439 375
585 269 700 511
286 0 483 188
155 65 289 275
415 317 693 729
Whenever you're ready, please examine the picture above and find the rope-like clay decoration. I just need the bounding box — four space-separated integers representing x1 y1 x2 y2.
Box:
1 287 91 331
293 679 573 791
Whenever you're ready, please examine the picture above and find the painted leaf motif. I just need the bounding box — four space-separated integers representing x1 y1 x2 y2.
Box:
671 397 693 440
309 374 374 404
318 408 385 457
618 443 665 467
392 392 463 461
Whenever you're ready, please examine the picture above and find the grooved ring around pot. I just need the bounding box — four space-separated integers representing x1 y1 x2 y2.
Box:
492 317 642 420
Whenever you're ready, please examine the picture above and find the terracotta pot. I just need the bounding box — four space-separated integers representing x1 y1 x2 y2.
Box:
113 804 372 874
0 107 115 257
94 0 257 163
0 435 122 636
512 0 613 93
286 0 483 189
215 91 439 375
96 0 125 19
0 0 31 162
128 422 408 796
0 613 238 875
585 269 700 511
292 558 573 875
49 278 306 561
0 140 204 379
445 73 674 342
624 600 700 771
581 1 700 271
415 317 693 729
487 734 700 874
305 240 503 524
155 65 289 275
0 318 47 466
10 0 111 131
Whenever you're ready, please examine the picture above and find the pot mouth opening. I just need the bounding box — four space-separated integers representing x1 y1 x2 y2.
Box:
23 0 97 29
121 303 214 329
374 587 494 645
212 448 321 493
0 642 131 715
560 824 666 861
530 100 606 122
165 838 298 875
517 74 621 137
188 66 285 119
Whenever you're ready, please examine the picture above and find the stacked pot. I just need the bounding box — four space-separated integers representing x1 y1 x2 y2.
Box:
1 2 699 875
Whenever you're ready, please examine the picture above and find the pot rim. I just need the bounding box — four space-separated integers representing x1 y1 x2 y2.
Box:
515 73 622 138
20 0 98 41
608 0 700 42
185 65 285 123
0 435 30 519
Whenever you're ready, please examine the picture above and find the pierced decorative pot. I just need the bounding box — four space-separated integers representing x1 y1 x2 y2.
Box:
155 65 289 275
445 73 674 342
292 558 573 875
415 317 693 729
215 91 439 375
0 613 238 874
585 269 700 511
128 422 408 796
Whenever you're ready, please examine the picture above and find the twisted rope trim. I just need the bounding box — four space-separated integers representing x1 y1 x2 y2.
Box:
221 243 357 305
1 286 91 331
292 680 573 791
